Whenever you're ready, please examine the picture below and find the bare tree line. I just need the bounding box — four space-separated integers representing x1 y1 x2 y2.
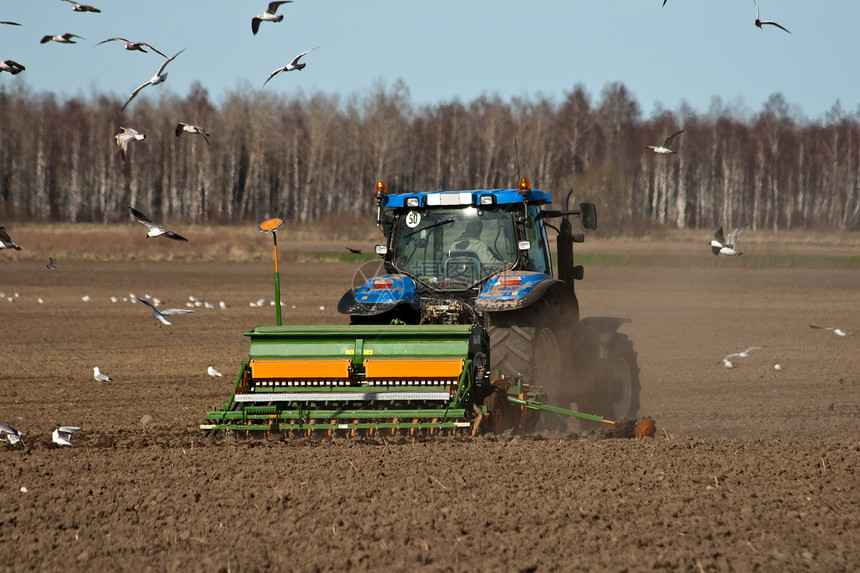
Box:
1 80 858 232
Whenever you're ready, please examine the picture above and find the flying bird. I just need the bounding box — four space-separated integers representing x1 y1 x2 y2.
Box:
717 346 765 368
346 247 362 254
175 123 210 144
0 21 22 26
129 206 188 241
809 324 855 337
0 226 22 250
263 47 319 86
0 424 23 445
135 296 193 326
96 37 166 58
61 0 101 12
93 366 112 382
0 60 25 75
52 426 81 446
40 33 85 44
710 225 746 256
208 365 224 377
121 48 185 112
252 1 292 35
645 130 684 154
754 0 790 33
115 126 145 161
47 257 56 270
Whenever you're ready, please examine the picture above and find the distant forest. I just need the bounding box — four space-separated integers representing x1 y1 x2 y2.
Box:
1 80 858 232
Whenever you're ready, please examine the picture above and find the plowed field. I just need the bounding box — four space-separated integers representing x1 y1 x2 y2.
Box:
1 245 858 571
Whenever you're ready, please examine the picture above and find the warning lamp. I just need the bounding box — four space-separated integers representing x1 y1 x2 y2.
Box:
375 181 387 197
498 275 522 288
374 181 387 228
372 278 395 290
518 178 531 197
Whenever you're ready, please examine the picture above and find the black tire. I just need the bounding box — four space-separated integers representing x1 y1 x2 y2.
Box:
486 295 575 431
576 333 640 430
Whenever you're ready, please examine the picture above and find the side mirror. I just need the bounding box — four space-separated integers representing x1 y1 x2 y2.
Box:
579 202 597 231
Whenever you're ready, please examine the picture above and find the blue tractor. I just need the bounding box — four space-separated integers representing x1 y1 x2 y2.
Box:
338 178 640 429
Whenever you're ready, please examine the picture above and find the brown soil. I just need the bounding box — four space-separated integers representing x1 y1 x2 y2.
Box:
1 255 859 572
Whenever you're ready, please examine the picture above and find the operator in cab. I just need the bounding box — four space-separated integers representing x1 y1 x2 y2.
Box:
448 219 504 265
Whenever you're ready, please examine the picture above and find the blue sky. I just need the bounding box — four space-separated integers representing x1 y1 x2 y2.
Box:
1 0 857 121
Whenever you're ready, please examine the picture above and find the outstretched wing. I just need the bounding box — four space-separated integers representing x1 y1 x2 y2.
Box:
96 37 125 45
761 20 790 33
140 42 167 58
290 46 318 67
663 130 684 148
156 48 185 75
128 206 160 231
160 308 194 316
121 80 149 111
263 67 284 86
726 225 747 248
164 229 188 242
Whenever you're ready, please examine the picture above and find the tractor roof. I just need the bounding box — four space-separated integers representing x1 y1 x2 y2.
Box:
383 188 552 209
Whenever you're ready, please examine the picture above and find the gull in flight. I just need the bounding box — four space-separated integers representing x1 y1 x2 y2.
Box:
52 426 81 446
0 226 22 250
61 0 101 13
115 127 145 161
645 130 684 154
208 365 224 377
809 324 855 337
41 33 86 44
136 296 193 326
710 225 746 256
1 423 23 446
121 48 185 112
0 60 25 76
754 0 790 34
252 1 292 35
718 346 765 368
175 123 210 145
96 37 167 58
93 366 112 382
129 206 188 241
264 47 319 86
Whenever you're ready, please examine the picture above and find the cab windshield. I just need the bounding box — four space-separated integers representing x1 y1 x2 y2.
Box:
392 206 517 288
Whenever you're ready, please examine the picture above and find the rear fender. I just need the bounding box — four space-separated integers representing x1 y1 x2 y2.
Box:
337 274 418 316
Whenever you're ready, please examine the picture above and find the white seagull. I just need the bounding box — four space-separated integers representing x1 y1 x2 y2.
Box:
754 0 790 34
52 426 81 446
40 33 86 44
645 130 684 155
0 226 22 250
208 365 224 377
96 37 166 57
0 424 23 445
135 296 193 326
252 1 292 35
809 324 855 337
718 345 765 368
115 127 145 161
263 47 319 86
61 0 101 13
129 206 188 241
121 48 185 112
710 225 746 256
93 366 112 382
0 60 26 75
175 123 210 145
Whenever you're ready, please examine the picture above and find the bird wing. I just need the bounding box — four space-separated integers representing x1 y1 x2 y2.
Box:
96 37 125 45
140 42 167 58
40 35 55 44
66 33 86 41
163 230 188 242
761 20 790 33
0 227 12 243
135 295 156 310
269 1 292 13
726 225 747 247
713 227 726 245
121 80 149 111
808 324 833 331
290 47 318 66
59 426 82 434
663 130 684 148
156 48 185 75
263 67 284 86
753 0 759 19
160 308 194 316
251 17 262 35
128 207 163 234
175 123 187 137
